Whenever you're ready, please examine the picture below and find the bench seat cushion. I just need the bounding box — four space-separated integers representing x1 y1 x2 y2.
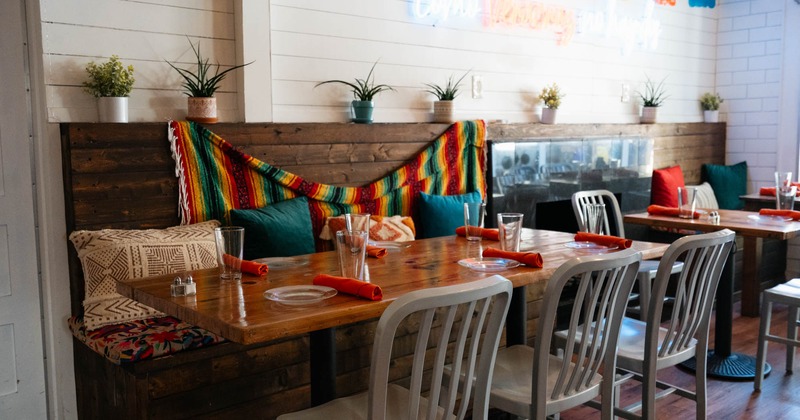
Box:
69 315 226 365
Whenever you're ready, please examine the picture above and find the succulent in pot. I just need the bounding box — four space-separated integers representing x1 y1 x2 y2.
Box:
637 76 668 124
315 60 394 124
83 55 135 122
424 70 470 123
538 83 564 124
699 92 723 123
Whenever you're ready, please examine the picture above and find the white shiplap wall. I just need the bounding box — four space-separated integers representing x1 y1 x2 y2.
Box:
39 0 720 124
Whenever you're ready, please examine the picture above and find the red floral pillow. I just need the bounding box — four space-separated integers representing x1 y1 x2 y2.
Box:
651 165 686 207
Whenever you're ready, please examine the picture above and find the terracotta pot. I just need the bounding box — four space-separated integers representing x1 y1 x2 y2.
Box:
703 110 719 123
540 108 557 124
640 106 658 124
187 97 218 124
97 97 128 123
432 100 455 123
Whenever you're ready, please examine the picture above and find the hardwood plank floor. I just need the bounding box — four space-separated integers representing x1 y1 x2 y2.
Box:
491 300 800 419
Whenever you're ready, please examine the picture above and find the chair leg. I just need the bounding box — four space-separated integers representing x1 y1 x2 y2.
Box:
642 364 656 420
788 304 799 372
755 298 773 391
694 345 708 420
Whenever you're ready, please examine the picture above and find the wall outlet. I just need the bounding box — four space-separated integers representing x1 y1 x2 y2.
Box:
621 83 630 102
472 75 483 99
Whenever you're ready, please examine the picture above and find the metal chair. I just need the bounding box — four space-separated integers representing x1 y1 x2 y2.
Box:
277 275 513 420
754 278 800 391
572 189 684 319
611 229 734 419
488 249 641 420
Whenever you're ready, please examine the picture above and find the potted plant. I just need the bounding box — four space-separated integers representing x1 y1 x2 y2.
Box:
166 37 252 123
83 55 135 122
700 92 723 123
538 83 563 124
424 70 469 123
637 76 668 124
315 60 394 124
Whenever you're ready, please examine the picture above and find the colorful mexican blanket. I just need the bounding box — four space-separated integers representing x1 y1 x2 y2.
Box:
168 120 486 242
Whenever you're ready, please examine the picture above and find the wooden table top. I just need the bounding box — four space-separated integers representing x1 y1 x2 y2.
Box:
116 230 669 345
624 209 800 240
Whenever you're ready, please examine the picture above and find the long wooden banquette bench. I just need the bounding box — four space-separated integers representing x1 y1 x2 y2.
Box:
61 121 725 419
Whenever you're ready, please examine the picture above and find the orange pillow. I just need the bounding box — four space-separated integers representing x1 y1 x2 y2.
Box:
651 165 686 207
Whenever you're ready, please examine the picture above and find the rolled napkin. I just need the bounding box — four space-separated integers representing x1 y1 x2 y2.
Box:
759 186 800 197
222 254 269 276
646 204 700 219
313 274 383 301
455 226 500 241
573 232 632 249
483 247 543 268
759 208 800 221
366 245 387 258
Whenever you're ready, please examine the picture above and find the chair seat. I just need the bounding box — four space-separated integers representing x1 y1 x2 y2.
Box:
616 318 698 371
490 345 602 418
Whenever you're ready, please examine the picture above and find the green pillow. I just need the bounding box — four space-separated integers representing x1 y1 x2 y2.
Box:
229 196 315 259
417 191 482 239
701 161 747 210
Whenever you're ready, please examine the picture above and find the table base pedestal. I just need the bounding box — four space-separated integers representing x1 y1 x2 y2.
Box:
679 350 771 380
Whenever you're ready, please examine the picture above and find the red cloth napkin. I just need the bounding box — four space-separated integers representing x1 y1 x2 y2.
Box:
222 254 268 276
646 204 700 219
759 208 800 221
313 274 383 301
366 245 387 258
455 226 500 241
759 186 800 197
573 232 632 249
483 247 543 268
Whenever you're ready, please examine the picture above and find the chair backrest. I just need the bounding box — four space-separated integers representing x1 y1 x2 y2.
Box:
571 189 625 237
534 249 641 418
368 275 513 420
646 229 735 360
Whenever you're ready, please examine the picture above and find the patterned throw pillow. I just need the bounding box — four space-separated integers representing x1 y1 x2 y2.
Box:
319 215 416 242
69 220 220 330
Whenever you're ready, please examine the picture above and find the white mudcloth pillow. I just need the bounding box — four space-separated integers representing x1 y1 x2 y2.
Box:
687 182 720 210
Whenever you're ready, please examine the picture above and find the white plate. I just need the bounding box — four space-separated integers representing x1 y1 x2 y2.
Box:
747 214 793 224
264 285 337 305
458 257 520 272
368 240 412 250
253 256 310 270
564 241 618 253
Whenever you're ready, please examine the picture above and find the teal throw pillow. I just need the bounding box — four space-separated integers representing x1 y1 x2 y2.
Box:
229 196 315 259
417 191 483 239
701 161 747 210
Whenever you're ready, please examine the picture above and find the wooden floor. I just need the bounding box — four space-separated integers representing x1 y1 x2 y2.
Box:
492 300 800 419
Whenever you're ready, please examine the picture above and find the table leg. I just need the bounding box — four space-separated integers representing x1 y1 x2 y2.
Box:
310 328 336 406
741 236 763 317
681 242 771 379
506 286 527 346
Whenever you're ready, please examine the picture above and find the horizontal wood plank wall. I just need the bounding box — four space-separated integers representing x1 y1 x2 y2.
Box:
61 121 724 419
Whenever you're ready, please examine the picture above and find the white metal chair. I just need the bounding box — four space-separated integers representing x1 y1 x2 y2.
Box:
611 229 733 420
572 189 684 319
277 275 513 420
754 278 800 391
488 248 641 420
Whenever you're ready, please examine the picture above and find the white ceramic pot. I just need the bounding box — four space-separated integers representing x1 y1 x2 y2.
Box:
187 97 218 123
97 97 128 123
703 110 719 123
540 108 557 124
432 100 455 123
640 106 658 124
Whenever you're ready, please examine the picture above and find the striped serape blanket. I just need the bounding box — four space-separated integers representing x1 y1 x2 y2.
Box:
168 120 486 246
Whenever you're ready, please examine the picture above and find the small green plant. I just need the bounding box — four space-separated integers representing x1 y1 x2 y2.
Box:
538 83 564 109
638 76 668 107
83 55 135 97
166 37 252 97
700 92 723 111
424 71 470 101
315 60 394 101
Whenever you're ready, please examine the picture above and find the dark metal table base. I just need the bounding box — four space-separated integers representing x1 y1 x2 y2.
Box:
680 350 771 379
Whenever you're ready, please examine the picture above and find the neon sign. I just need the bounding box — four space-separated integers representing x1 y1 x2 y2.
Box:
412 0 481 20
483 0 576 46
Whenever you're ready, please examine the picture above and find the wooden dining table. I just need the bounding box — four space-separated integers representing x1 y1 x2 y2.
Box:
116 229 669 405
624 208 800 379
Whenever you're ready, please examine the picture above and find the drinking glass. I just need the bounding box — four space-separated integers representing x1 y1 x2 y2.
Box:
214 226 245 281
584 203 606 234
335 230 368 280
677 187 697 219
497 213 524 252
344 213 371 233
463 202 485 241
775 171 796 210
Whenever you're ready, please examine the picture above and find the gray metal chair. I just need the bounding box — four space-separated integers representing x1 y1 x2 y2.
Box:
277 275 513 420
572 189 684 319
755 278 800 391
488 249 641 420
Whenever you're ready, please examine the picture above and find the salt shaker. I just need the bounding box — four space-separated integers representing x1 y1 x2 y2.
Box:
184 274 196 296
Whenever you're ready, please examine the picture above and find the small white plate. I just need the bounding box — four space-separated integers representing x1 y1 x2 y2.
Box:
253 256 310 270
368 240 412 250
458 257 520 272
264 285 337 305
747 214 793 224
564 241 618 253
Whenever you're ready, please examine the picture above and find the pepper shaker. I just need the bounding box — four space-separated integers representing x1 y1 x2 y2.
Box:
170 276 185 297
